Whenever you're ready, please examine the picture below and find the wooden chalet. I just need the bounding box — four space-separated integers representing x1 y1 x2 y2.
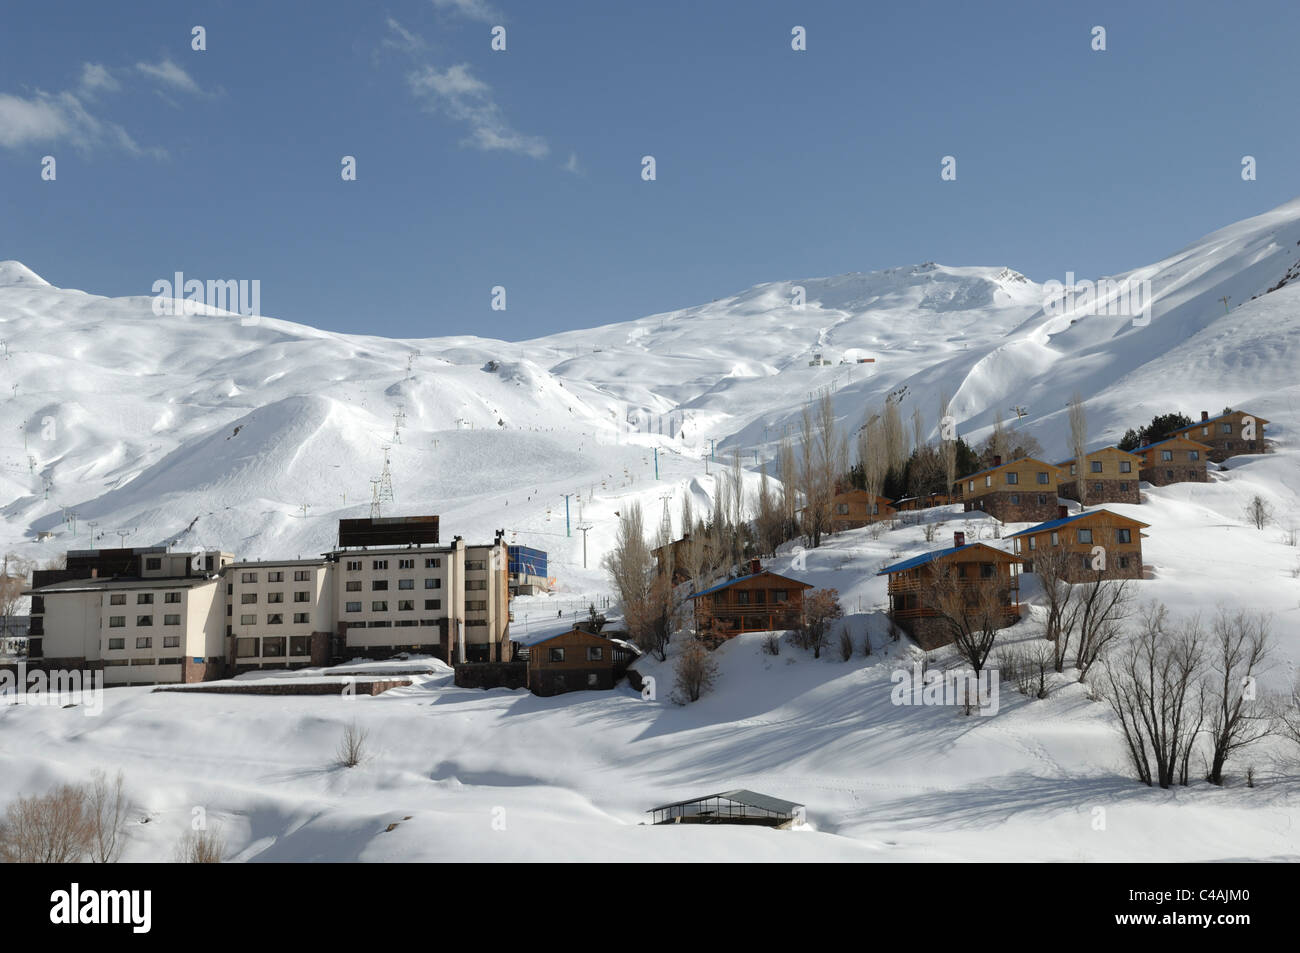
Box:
1132 436 1212 486
893 492 953 512
1167 410 1268 463
514 626 640 697
687 562 812 638
1056 446 1142 505
651 532 712 584
1009 507 1148 581
956 455 1064 523
826 487 895 531
876 533 1023 650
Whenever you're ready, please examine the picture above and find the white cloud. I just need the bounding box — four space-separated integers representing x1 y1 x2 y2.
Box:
78 63 120 97
0 89 161 156
407 62 549 159
431 0 501 23
135 58 203 96
382 17 427 53
562 152 582 175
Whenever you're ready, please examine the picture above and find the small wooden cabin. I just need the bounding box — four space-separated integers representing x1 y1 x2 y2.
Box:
1133 436 1212 486
518 627 640 697
826 488 895 531
687 563 812 638
956 456 1063 523
1009 507 1148 581
1167 410 1268 463
1056 446 1142 505
876 534 1022 650
894 492 953 512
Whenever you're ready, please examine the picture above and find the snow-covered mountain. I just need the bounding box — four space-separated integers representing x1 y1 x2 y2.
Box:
2 198 1299 584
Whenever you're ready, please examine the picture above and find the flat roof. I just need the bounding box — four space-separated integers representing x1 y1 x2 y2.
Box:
29 576 219 594
225 558 329 568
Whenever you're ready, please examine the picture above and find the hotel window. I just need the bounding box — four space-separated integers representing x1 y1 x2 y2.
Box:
240 614 256 625
266 614 284 625
398 579 414 590
398 600 415 611
466 580 487 591
108 638 125 650
587 646 604 661
1036 472 1050 484
425 557 441 568
372 559 388 570
109 616 125 628
263 637 286 657
267 592 284 603
1077 529 1093 544
345 602 362 613
290 636 311 656
164 614 181 626
1090 461 1103 473
372 580 388 590
163 635 180 648
1006 472 1018 484
265 571 282 582
549 648 565 662
110 594 126 605
347 560 362 571
425 578 441 589
241 593 257 604
136 615 153 627
346 581 362 592
466 600 487 611
398 558 415 569
145 557 162 571
466 560 486 571
241 572 258 583
136 637 152 649
137 593 153 604
294 570 310 581
294 591 310 602
1116 528 1132 543
165 592 182 604
424 599 442 610
1119 461 1132 473
236 638 259 658
371 601 388 612
293 612 310 624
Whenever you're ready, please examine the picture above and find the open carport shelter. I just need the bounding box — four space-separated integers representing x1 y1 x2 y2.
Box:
647 790 803 828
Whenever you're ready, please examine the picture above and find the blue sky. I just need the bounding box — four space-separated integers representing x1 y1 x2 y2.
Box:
2 0 1298 340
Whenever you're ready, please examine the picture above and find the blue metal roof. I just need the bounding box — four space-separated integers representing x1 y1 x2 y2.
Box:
876 542 1019 576
1007 511 1091 538
687 570 809 600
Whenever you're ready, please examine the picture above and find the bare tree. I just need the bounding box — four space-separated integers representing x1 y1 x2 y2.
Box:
0 553 35 641
337 721 368 768
798 393 846 548
87 769 128 863
857 416 888 509
1030 546 1078 672
174 828 224 863
626 572 677 661
988 409 1009 464
882 395 908 478
794 588 844 659
1098 603 1205 788
1204 609 1273 785
1244 495 1274 530
604 502 653 612
0 783 94 863
922 567 1009 676
778 435 800 545
1068 392 1088 509
673 637 718 703
1064 573 1132 682
938 392 957 497
754 461 783 557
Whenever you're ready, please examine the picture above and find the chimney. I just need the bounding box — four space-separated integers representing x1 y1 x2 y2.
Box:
953 531 966 548
992 454 1002 467
750 558 761 575
1201 410 1208 421
1058 505 1069 519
